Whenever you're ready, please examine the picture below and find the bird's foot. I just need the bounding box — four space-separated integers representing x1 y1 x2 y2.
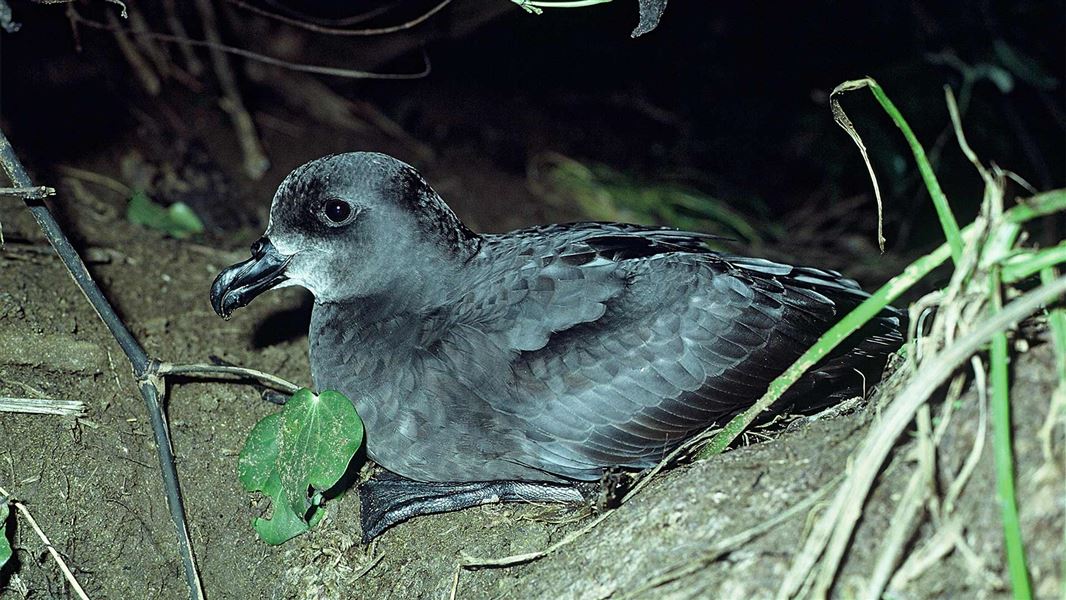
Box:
358 472 584 542
785 394 865 431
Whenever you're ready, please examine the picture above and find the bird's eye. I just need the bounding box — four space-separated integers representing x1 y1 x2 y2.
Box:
323 199 352 224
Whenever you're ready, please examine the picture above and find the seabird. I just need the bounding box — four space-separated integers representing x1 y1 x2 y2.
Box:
210 152 904 540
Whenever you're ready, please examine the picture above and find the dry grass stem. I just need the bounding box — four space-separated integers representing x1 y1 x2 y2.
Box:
0 397 85 417
225 0 454 36
192 0 269 179
106 8 160 95
830 80 885 251
778 274 1066 599
0 485 91 600
863 407 935 599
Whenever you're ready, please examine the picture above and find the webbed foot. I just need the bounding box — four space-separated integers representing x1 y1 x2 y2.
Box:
358 472 585 542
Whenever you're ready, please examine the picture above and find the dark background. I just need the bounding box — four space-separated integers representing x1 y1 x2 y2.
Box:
2 0 1063 275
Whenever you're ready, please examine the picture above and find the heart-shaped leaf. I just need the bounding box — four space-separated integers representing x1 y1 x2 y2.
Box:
238 389 364 545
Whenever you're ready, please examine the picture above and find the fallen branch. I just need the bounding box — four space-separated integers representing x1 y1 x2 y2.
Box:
0 129 205 600
67 5 433 80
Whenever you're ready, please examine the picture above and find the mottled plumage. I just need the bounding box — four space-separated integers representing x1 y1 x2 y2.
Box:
211 152 904 537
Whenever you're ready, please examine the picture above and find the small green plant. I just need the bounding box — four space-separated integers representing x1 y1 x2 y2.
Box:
238 389 364 545
0 498 11 570
692 78 1064 600
530 153 768 244
126 189 204 239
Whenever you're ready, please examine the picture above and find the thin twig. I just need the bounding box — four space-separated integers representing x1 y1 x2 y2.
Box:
162 0 204 76
127 2 173 80
249 0 398 27
192 0 269 179
0 186 55 200
620 476 840 599
0 129 204 600
68 7 433 80
0 486 90 600
55 166 131 196
225 0 453 36
153 362 301 394
105 8 160 95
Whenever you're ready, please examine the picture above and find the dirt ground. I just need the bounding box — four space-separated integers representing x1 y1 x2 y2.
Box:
0 131 1063 600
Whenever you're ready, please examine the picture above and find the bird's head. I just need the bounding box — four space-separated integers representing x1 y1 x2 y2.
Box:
210 152 479 318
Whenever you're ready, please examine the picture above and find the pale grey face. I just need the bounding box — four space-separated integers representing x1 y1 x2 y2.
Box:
211 152 469 316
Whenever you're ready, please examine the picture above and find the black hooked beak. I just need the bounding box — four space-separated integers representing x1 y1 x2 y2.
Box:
210 237 292 319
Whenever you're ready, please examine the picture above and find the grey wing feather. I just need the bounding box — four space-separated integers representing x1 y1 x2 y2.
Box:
442 224 902 480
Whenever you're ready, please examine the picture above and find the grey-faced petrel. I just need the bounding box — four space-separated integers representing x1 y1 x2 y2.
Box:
210 152 904 541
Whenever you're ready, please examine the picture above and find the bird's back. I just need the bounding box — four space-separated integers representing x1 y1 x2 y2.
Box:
461 224 901 479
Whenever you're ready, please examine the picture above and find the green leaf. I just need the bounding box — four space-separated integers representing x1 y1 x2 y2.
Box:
0 500 11 570
238 414 282 493
537 155 764 244
237 389 364 545
166 202 205 237
276 389 364 519
1000 242 1066 284
126 190 204 239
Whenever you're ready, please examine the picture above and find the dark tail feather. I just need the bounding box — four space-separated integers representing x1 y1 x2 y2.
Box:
769 263 906 415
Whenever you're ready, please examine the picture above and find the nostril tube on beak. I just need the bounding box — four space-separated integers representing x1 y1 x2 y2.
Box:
251 237 267 258
210 237 291 318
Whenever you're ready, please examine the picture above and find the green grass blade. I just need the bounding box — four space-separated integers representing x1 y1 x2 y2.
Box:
696 241 952 459
1006 189 1066 222
832 78 965 265
989 270 1033 599
1000 243 1066 284
0 499 10 570
1043 268 1066 383
1040 267 1066 600
695 190 1065 460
